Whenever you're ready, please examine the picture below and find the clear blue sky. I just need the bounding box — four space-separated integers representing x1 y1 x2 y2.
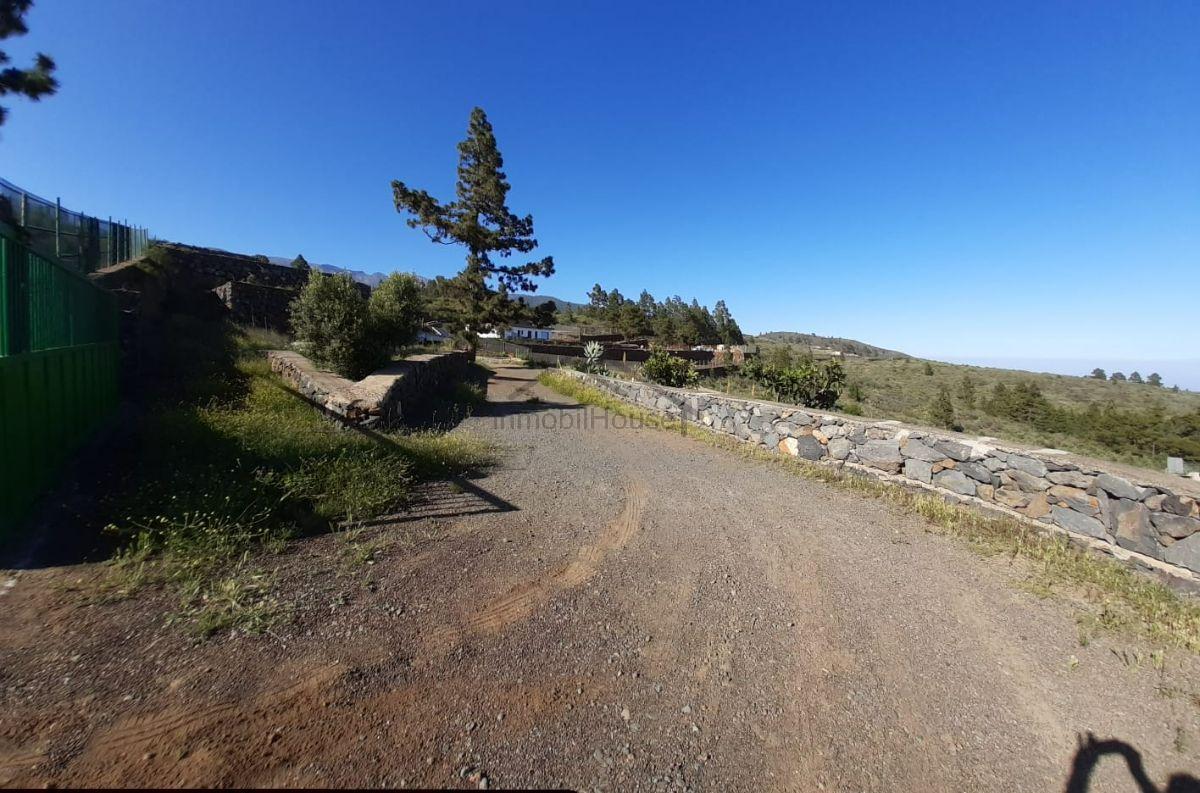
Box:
4 1 1197 382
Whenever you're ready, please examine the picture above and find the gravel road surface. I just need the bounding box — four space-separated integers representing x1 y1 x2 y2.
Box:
1 360 1197 789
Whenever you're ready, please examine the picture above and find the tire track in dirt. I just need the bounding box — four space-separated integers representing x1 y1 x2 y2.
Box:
0 661 346 781
425 481 645 653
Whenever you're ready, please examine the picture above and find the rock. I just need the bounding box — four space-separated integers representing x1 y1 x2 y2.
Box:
976 484 995 501
1048 485 1099 516
858 440 903 474
904 459 933 484
1143 493 1166 511
982 456 1007 472
1051 507 1108 539
1164 533 1200 574
762 432 779 451
1110 500 1160 557
811 429 828 444
1006 454 1048 478
994 487 1031 509
793 434 824 461
1093 473 1141 501
1161 495 1194 517
1151 512 1200 540
1021 494 1050 519
775 422 795 437
820 424 845 438
827 437 852 461
1046 470 1091 488
933 439 973 462
958 461 993 484
934 469 976 497
900 440 943 462
779 437 798 456
789 411 813 425
1004 469 1051 493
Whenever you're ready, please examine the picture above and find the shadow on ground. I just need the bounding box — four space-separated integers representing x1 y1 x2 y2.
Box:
1064 733 1199 793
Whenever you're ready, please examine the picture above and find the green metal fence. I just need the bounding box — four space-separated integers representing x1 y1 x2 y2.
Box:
0 176 150 274
1 226 119 536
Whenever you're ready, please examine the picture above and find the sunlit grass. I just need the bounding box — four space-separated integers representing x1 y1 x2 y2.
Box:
102 327 493 636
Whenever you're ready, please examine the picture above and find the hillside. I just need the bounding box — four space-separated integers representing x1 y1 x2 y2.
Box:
514 293 589 313
752 331 908 359
823 357 1197 469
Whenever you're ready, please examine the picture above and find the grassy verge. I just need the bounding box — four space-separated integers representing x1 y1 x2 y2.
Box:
102 323 492 636
540 370 1200 654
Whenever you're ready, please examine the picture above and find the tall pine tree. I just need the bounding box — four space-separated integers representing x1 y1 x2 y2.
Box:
392 107 553 347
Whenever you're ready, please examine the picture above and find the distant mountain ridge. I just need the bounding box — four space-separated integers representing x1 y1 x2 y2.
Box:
752 331 908 359
265 257 425 288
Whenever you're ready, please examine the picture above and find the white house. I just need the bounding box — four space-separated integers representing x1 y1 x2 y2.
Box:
504 325 552 342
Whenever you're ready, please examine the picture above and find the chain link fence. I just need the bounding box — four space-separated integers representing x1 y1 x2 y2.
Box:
0 176 150 274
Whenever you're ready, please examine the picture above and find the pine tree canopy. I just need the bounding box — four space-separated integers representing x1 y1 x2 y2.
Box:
392 107 553 297
1 0 58 127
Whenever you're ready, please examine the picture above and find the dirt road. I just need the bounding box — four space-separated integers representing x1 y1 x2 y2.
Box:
1 361 1198 789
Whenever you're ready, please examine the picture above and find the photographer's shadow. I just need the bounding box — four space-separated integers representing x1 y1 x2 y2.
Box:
1065 733 1199 793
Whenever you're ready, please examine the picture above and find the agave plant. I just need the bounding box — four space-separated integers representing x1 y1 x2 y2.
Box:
580 340 607 374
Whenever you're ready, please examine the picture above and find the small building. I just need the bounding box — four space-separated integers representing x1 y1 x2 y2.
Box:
416 323 452 345
505 325 552 342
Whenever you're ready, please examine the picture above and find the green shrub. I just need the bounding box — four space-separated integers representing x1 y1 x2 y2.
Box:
290 272 386 379
642 348 698 387
291 271 427 378
370 273 424 354
741 355 844 409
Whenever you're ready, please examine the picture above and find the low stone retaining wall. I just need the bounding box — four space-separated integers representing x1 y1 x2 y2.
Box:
267 349 480 428
562 369 1200 584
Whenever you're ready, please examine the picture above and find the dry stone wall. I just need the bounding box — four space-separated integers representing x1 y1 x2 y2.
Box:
214 280 296 332
562 370 1200 582
267 349 481 428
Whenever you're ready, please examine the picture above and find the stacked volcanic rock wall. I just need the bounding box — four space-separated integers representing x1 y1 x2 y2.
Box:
562 370 1200 581
213 280 296 332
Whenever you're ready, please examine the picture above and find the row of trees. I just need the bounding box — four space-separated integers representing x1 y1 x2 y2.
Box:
1088 368 1170 388
985 380 1200 462
561 284 745 347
